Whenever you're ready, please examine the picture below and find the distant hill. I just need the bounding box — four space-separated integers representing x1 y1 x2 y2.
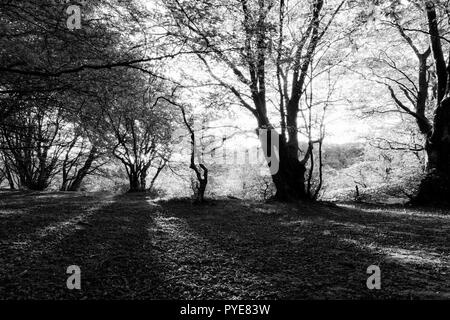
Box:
322 142 364 170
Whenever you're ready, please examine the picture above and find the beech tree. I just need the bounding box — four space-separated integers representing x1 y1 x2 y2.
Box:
413 1 450 203
102 72 174 193
107 110 171 193
162 0 348 200
0 96 66 190
0 0 156 191
366 0 450 204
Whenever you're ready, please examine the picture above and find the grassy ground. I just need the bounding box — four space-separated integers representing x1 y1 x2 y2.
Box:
0 190 449 299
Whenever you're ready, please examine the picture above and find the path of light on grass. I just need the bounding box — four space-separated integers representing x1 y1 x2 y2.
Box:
337 204 450 220
151 211 276 299
339 238 446 266
8 198 114 253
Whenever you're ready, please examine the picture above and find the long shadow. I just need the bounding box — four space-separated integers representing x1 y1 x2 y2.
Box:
317 203 450 256
3 194 448 299
0 191 106 241
157 199 450 299
1 193 169 299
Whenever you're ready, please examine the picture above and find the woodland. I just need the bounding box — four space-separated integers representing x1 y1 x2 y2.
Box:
0 0 449 299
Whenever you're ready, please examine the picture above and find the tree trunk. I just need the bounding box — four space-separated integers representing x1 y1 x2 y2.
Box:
10 154 51 191
4 161 16 190
261 128 307 201
197 178 207 203
414 97 450 204
60 165 69 191
18 172 49 191
411 2 450 204
60 180 68 191
140 169 147 191
67 178 83 192
271 153 307 201
128 169 146 192
67 147 98 191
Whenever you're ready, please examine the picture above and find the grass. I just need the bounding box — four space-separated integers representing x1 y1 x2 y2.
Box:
0 191 449 299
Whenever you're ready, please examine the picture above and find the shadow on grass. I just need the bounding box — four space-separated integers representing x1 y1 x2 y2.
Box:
2 193 449 299
156 199 450 299
0 193 169 299
0 191 109 241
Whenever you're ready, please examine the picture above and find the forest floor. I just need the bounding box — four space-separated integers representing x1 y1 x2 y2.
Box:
0 190 449 299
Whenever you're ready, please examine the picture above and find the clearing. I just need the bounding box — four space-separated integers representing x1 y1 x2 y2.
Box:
0 191 449 299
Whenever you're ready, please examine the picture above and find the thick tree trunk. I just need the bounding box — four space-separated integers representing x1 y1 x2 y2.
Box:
190 164 208 203
414 97 450 204
261 128 307 201
271 144 307 201
196 178 207 203
128 169 146 192
412 2 450 204
140 170 147 191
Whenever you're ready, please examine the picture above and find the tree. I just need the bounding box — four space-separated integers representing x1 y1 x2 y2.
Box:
0 1 157 83
103 73 174 193
0 96 66 190
365 0 450 204
0 0 159 191
179 104 209 203
162 0 347 201
412 1 450 204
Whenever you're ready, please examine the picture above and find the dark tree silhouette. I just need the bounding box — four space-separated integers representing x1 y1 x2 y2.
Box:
163 0 346 201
